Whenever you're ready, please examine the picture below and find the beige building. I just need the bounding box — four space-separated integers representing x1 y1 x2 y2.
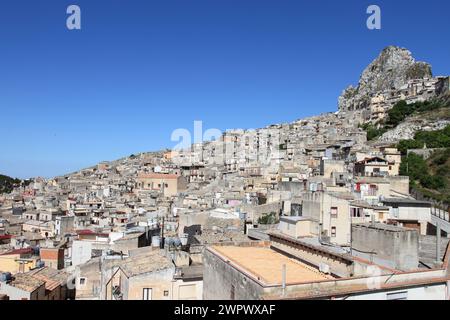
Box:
380 147 402 176
302 191 355 246
0 248 40 274
278 216 319 239
354 156 389 177
104 250 202 300
136 173 187 197
349 201 390 224
320 159 345 179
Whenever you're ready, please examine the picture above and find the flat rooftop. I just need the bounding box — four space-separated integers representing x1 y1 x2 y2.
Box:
382 198 431 206
211 245 333 285
353 223 415 232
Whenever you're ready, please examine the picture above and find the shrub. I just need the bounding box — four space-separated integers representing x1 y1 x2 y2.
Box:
258 212 278 225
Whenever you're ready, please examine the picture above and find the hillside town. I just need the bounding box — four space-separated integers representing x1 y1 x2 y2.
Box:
1 46 449 300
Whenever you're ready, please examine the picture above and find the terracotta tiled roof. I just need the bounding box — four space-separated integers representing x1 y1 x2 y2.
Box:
0 247 33 256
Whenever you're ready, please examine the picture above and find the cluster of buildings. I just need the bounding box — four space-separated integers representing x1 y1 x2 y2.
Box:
1 107 449 301
341 76 450 124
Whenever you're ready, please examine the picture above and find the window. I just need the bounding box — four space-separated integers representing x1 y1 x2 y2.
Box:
79 278 86 285
351 207 362 218
386 291 408 300
331 227 336 237
165 183 168 188
164 290 169 297
331 207 338 218
392 206 399 218
143 288 152 300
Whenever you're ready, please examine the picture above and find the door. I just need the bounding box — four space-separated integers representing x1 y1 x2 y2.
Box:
143 288 153 300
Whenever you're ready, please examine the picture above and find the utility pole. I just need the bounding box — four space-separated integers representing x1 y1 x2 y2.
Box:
160 216 165 249
282 264 286 297
436 224 441 265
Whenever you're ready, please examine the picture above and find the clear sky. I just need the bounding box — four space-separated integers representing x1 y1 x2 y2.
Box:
1 0 449 179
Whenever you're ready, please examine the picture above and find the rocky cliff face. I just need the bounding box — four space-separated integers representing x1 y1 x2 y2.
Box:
338 46 432 112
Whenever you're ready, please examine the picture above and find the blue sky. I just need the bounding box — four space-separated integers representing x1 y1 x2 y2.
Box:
1 0 449 178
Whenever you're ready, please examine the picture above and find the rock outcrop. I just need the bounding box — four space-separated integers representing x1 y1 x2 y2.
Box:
378 118 450 143
338 46 432 112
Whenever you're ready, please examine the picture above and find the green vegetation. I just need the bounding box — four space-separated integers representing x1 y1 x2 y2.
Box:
395 119 450 204
397 124 450 154
360 123 387 141
387 99 448 127
361 98 450 141
258 212 279 225
400 153 447 190
0 174 21 194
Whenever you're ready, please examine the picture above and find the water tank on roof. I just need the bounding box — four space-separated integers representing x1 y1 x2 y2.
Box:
165 237 175 247
180 233 189 246
0 272 12 282
173 238 181 247
153 166 162 173
151 236 161 247
239 212 247 220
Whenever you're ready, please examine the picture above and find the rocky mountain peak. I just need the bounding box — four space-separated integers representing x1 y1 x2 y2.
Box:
338 46 432 112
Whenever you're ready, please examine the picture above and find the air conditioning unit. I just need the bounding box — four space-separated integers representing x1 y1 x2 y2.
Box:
319 263 330 274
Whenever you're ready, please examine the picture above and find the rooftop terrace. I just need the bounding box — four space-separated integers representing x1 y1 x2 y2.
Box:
211 245 333 286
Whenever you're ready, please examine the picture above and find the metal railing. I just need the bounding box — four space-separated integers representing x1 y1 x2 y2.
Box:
431 206 450 223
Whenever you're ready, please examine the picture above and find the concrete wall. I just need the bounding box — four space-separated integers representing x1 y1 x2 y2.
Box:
303 192 352 246
340 283 447 300
387 176 410 195
203 243 268 300
72 241 92 267
172 279 203 300
320 160 345 178
241 202 282 224
56 216 75 237
0 282 46 300
279 181 305 196
124 268 174 300
351 224 419 271
76 258 102 299
278 219 318 238
389 206 431 222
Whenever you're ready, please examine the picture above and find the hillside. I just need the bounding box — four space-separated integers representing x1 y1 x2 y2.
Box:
361 95 450 142
0 174 21 194
397 122 450 204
